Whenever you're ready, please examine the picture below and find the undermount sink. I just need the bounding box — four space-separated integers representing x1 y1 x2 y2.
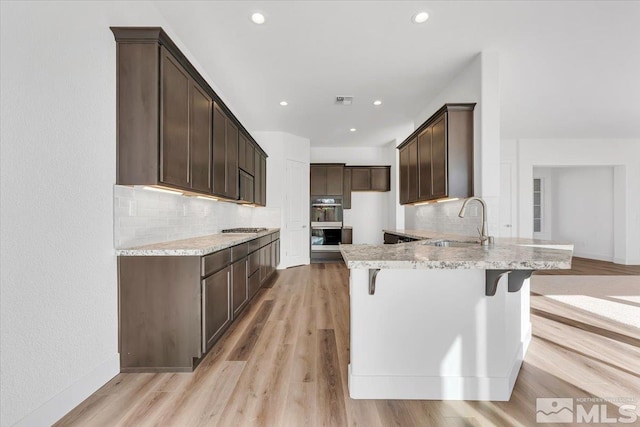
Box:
423 240 480 248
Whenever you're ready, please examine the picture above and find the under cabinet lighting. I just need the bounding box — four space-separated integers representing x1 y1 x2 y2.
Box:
196 196 218 201
413 200 433 206
141 186 183 196
244 204 256 208
436 198 459 203
251 12 266 24
412 12 429 24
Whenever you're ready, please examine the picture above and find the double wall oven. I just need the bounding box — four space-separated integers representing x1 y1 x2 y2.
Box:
310 197 343 253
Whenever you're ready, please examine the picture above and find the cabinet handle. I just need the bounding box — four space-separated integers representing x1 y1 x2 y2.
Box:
369 269 380 295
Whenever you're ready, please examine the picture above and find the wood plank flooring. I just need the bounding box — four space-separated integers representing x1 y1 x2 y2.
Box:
56 263 640 427
535 256 640 275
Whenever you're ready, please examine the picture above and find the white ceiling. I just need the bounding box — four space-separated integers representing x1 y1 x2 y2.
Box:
153 1 640 147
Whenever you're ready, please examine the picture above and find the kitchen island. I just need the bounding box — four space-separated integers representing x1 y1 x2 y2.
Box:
340 230 573 401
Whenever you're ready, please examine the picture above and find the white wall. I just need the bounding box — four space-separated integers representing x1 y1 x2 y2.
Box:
310 146 395 244
551 167 615 261
0 2 265 425
407 51 501 236
507 138 640 265
254 131 311 267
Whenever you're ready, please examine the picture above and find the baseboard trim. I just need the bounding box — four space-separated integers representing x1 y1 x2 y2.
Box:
573 251 614 262
614 257 640 266
349 330 532 402
14 354 119 427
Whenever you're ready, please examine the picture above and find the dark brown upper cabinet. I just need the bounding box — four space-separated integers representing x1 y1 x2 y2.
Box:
111 27 267 204
397 103 475 205
350 166 390 192
310 164 344 196
343 167 352 209
253 150 266 206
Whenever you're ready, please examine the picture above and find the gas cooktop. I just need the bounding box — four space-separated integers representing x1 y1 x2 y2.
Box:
221 227 268 233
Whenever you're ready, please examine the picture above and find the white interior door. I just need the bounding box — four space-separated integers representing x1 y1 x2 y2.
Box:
283 159 309 267
499 162 514 238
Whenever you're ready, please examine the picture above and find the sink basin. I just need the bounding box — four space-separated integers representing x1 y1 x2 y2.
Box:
423 240 479 248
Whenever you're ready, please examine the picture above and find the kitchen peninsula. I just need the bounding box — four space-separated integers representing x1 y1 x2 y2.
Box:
340 229 573 401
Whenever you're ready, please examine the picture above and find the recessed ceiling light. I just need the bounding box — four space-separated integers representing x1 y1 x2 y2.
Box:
349 128 357 132
412 11 429 24
279 100 288 106
373 100 382 106
250 12 266 25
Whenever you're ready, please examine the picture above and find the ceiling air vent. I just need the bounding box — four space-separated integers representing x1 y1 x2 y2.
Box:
335 96 354 106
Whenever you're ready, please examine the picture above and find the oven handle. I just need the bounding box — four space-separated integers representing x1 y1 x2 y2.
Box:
311 226 342 230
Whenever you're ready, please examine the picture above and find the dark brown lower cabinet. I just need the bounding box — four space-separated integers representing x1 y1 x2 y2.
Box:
342 227 353 244
202 266 231 352
248 270 260 299
232 258 248 317
118 231 279 373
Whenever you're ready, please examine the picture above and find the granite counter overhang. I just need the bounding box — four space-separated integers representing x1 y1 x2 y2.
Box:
116 228 280 256
340 229 573 270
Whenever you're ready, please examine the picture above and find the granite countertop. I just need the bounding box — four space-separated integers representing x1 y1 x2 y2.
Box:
340 229 573 270
116 228 280 256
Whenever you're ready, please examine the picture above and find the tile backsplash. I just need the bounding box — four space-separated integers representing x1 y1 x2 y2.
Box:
406 197 499 238
114 185 281 248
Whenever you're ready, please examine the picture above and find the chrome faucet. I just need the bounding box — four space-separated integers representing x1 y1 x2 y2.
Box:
458 197 494 246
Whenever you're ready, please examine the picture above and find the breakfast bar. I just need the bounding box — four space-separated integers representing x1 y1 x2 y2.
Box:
340 230 573 401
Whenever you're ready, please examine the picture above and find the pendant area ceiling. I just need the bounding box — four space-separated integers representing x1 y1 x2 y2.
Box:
153 1 640 147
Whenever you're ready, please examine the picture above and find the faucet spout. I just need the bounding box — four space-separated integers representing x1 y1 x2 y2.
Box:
458 197 493 246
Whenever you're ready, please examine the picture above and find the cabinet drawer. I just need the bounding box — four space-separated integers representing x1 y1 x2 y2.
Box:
271 231 280 242
248 271 260 299
202 248 230 277
231 242 248 262
260 236 271 248
249 250 260 275
248 238 261 254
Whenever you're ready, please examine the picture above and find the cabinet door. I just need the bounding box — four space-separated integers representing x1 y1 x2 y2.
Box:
226 120 239 199
310 165 326 195
212 103 227 196
238 132 247 172
239 170 254 203
399 146 410 204
408 139 419 203
232 259 248 317
418 126 433 200
431 115 448 198
343 168 352 209
351 168 371 191
189 83 212 192
245 141 255 176
248 271 260 299
253 150 262 204
275 240 280 267
202 266 231 352
371 167 390 191
260 155 266 206
160 49 190 188
260 245 269 284
325 165 343 195
341 228 352 244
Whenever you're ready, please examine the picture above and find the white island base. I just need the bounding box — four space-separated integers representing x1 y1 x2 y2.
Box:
348 268 531 401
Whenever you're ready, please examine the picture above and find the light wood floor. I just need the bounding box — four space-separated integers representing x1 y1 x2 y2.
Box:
56 263 640 427
535 256 640 276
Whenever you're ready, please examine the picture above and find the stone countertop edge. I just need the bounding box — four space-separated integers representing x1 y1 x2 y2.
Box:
341 229 574 270
116 228 280 256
